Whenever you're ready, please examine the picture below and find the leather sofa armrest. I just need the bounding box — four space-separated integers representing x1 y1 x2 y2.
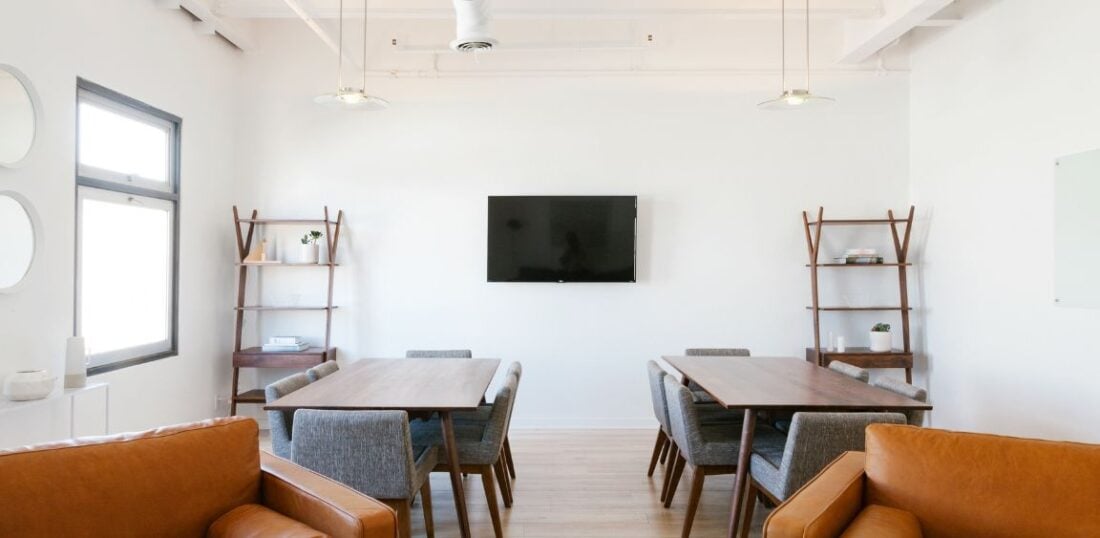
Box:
763 451 868 538
260 451 398 538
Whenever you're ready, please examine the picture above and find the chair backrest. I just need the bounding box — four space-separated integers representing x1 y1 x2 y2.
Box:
646 360 672 432
771 412 906 500
0 417 260 537
685 348 751 357
264 373 310 459
827 361 870 383
482 366 521 452
864 424 1100 538
684 348 750 391
506 361 523 380
306 361 340 382
405 349 473 358
663 375 708 466
871 377 927 425
291 410 419 500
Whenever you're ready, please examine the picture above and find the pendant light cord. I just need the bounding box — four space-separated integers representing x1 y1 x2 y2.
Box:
805 0 811 92
780 0 786 92
337 0 344 89
367 0 376 90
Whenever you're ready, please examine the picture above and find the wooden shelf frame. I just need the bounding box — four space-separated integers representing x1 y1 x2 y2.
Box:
803 205 916 382
229 206 344 414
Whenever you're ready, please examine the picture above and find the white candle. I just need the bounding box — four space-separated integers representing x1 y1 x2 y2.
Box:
65 336 87 389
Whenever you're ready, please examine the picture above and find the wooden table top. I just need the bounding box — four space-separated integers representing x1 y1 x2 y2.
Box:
264 358 501 412
662 356 932 411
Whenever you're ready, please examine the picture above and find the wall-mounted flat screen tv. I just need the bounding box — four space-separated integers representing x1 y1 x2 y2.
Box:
487 196 637 283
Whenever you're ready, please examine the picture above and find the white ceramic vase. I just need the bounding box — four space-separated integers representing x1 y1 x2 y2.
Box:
3 370 57 401
299 243 319 264
869 331 892 352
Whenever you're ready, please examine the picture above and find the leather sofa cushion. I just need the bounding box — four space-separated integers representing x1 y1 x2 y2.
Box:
864 424 1100 538
208 504 328 538
0 417 261 538
839 505 921 538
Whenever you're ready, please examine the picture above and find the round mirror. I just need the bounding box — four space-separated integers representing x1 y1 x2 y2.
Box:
0 65 39 167
0 192 38 292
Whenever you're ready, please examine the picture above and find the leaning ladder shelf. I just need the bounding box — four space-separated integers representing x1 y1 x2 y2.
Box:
802 206 916 383
229 206 343 415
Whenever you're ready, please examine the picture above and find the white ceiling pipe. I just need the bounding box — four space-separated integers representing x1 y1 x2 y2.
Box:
450 0 498 52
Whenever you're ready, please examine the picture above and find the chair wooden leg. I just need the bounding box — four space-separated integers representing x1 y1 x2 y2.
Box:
739 482 757 538
681 466 706 538
648 429 668 477
481 465 504 538
421 481 435 538
395 501 412 538
495 456 513 508
664 453 687 508
659 435 671 464
504 436 517 479
660 442 680 503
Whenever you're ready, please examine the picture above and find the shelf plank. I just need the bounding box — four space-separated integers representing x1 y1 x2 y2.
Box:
237 262 339 267
233 389 266 403
238 219 337 225
234 306 338 311
806 347 913 369
807 219 908 226
808 263 912 267
233 347 335 368
806 306 912 311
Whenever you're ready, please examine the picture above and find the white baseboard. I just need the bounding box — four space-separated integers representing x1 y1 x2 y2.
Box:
509 417 657 429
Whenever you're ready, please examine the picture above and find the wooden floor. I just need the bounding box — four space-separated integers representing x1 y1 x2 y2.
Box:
264 428 769 537
406 429 768 538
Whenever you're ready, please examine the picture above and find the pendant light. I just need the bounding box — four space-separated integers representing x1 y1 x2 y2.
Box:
314 0 389 110
758 0 835 110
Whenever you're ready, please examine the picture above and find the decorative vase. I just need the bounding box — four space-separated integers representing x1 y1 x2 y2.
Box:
3 370 57 401
299 243 319 264
869 331 892 352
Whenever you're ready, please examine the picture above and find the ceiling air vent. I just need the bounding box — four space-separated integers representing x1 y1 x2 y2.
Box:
450 0 498 52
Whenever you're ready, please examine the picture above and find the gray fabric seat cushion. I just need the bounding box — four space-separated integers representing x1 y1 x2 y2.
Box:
409 420 499 465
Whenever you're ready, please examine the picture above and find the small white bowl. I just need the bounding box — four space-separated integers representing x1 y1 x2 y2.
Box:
3 370 57 401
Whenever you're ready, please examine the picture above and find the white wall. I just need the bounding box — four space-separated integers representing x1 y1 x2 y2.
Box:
908 0 1100 442
237 22 911 428
0 0 242 446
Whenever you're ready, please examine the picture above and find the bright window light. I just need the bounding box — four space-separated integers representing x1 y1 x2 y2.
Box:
78 100 170 185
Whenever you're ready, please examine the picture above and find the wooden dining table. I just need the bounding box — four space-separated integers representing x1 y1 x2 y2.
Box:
265 358 501 538
662 356 933 538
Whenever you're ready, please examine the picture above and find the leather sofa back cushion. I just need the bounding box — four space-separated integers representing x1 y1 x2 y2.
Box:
0 417 261 538
864 424 1100 538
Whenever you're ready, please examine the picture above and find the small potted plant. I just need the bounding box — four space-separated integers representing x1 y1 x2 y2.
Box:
300 230 323 264
870 322 892 352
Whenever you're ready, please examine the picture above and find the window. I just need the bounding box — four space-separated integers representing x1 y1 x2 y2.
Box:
76 79 180 374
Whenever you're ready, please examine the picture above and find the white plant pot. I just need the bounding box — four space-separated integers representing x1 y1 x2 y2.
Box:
299 243 319 264
3 370 57 401
869 331 892 352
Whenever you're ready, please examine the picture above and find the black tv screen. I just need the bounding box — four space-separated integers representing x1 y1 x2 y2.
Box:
488 196 637 283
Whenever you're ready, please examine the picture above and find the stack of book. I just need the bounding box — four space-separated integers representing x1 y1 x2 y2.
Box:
835 248 884 264
261 336 309 352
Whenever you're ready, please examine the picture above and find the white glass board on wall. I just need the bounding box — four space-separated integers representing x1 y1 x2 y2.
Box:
1054 149 1100 308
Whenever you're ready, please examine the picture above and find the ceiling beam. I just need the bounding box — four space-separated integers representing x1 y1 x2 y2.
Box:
215 5 881 21
157 0 255 51
837 0 955 64
280 0 363 71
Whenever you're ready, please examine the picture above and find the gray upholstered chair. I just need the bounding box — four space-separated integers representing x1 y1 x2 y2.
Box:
410 366 520 538
827 360 870 382
662 375 783 537
740 412 908 537
264 372 310 459
405 349 473 358
291 410 439 538
306 360 339 382
871 376 928 426
684 348 750 402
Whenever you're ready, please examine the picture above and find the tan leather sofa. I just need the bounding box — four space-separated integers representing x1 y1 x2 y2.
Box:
0 416 397 538
764 424 1100 538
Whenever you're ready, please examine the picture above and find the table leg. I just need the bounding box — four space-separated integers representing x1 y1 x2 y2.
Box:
728 408 756 538
440 411 472 538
